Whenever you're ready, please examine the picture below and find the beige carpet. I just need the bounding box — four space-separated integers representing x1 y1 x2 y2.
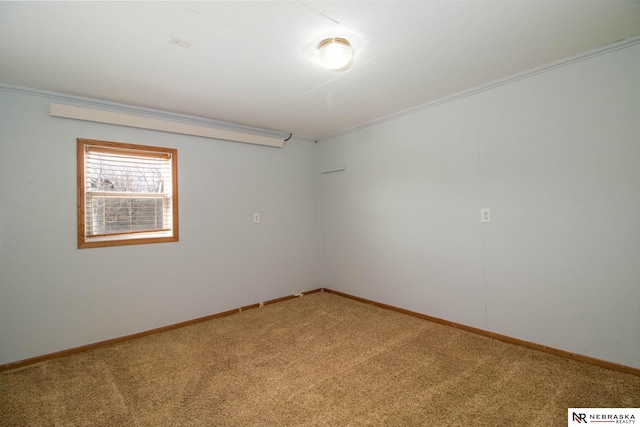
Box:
1 292 638 426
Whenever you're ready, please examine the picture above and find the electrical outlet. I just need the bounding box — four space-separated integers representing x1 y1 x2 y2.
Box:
253 213 260 224
481 208 491 223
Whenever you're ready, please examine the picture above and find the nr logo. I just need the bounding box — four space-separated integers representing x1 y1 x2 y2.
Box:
573 412 588 423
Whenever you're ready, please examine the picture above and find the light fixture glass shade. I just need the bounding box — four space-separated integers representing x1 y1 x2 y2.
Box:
317 37 354 70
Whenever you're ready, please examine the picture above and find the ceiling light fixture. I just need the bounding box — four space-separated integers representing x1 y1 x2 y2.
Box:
317 37 354 71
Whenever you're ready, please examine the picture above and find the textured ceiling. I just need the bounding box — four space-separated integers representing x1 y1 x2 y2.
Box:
1 1 639 139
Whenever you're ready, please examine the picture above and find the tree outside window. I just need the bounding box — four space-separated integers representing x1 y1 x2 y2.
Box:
77 139 178 248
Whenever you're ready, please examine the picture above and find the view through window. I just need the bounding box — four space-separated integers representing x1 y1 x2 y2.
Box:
77 138 178 248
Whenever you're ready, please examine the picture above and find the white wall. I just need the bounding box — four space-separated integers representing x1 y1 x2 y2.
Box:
319 42 640 369
2 41 638 371
0 90 323 365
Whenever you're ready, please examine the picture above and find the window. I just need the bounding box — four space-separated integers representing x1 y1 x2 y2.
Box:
77 138 178 248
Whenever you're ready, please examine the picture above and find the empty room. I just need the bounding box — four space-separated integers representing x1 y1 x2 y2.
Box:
1 1 639 425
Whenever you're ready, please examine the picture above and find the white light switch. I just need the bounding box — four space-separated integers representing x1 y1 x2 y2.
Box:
253 213 260 224
481 208 491 223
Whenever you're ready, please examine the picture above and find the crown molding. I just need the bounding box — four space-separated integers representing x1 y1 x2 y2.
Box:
324 35 640 141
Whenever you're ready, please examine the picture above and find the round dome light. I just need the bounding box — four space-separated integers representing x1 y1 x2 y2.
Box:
317 37 354 71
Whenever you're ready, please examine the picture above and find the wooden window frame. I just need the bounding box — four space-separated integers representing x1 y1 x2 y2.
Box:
77 138 179 249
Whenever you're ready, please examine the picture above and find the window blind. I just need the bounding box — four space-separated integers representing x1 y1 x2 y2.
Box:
84 145 173 237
